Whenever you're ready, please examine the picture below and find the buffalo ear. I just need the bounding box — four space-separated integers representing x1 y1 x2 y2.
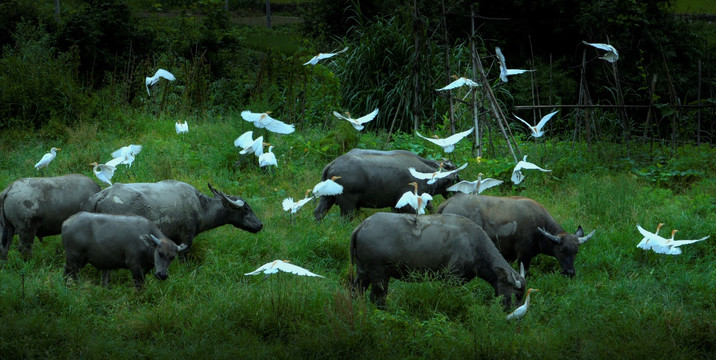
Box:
140 234 160 248
574 225 584 237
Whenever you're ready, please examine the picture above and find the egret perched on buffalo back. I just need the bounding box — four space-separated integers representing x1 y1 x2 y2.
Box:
241 110 295 134
415 127 474 154
313 176 343 197
506 288 539 320
582 41 619 63
409 163 468 185
245 260 324 279
175 120 189 134
333 108 379 131
110 144 142 168
436 75 480 91
90 162 116 187
303 47 349 66
495 47 534 83
511 155 551 185
34 147 61 171
395 182 433 216
447 173 503 194
514 110 559 138
145 69 175 96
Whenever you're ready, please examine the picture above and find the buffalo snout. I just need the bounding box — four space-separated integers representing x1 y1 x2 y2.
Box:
562 268 575 277
154 271 169 280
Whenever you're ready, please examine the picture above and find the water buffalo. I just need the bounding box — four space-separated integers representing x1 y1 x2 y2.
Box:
62 212 187 290
437 193 595 277
1 174 101 260
314 148 459 220
82 181 262 249
350 212 525 308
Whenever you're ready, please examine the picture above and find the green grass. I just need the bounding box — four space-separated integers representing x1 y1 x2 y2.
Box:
0 113 715 359
673 0 716 14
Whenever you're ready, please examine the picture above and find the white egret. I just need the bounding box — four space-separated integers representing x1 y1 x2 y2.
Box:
637 225 709 255
409 163 468 185
145 69 175 96
636 223 665 250
514 110 559 138
175 120 188 134
313 176 343 197
447 173 503 194
258 143 277 168
495 47 534 83
34 147 61 171
582 41 619 63
303 47 349 66
333 108 379 131
511 155 551 185
436 75 480 91
110 144 142 168
241 110 295 134
283 190 313 214
395 182 433 215
234 131 263 157
89 162 116 187
245 259 324 279
506 288 539 320
415 127 474 153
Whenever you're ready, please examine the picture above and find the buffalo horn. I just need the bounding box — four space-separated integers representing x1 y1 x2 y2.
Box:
538 227 562 244
578 229 596 244
511 271 522 289
149 234 162 246
177 244 189 253
519 262 525 278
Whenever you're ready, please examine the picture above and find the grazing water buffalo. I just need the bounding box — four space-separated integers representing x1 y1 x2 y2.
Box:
314 148 459 220
62 212 187 290
437 193 595 277
1 174 101 260
82 181 262 249
350 212 525 308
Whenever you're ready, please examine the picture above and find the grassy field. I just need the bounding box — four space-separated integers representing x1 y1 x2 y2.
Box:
0 111 714 359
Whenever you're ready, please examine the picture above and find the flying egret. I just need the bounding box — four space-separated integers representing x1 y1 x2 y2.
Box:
234 131 263 156
506 288 539 320
447 173 503 194
582 41 619 63
514 110 559 138
282 189 313 223
245 259 324 279
303 47 349 66
415 127 474 153
637 225 709 255
409 163 468 185
333 108 379 131
258 143 277 168
636 223 665 250
396 182 433 215
511 155 551 185
241 110 295 134
436 75 480 91
90 162 116 187
145 69 175 96
175 120 189 134
110 144 142 168
313 176 343 197
495 47 534 83
34 147 61 171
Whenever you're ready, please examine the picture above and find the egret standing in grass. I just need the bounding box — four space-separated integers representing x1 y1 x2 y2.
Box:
34 147 61 172
245 260 324 279
258 143 277 169
447 173 503 194
145 69 175 96
582 41 619 63
333 108 379 131
175 120 188 134
303 47 349 66
495 47 534 83
241 110 295 135
415 128 474 154
507 288 539 320
511 155 551 185
395 182 433 217
514 110 559 138
313 176 343 197
90 162 116 187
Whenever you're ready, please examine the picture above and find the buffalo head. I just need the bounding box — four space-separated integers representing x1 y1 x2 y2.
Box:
207 183 263 233
494 263 526 309
538 226 595 277
141 234 187 281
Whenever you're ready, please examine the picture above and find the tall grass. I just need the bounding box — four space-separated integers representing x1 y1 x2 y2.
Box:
0 113 714 359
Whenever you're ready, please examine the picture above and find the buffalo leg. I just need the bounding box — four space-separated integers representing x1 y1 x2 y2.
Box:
101 270 112 287
63 260 82 285
369 276 390 309
351 266 371 298
17 229 37 260
130 268 145 291
313 196 335 221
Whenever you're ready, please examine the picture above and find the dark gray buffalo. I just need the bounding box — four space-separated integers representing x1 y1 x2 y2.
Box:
62 212 187 290
1 174 101 260
314 148 459 220
82 181 262 249
350 212 525 308
437 193 595 277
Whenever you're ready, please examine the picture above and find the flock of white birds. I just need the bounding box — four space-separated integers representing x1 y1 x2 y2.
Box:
29 41 709 318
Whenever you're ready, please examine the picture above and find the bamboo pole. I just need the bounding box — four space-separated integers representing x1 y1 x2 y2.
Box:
441 0 456 135
470 6 481 157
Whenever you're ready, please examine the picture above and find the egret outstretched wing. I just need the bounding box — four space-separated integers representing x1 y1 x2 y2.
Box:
241 110 295 134
303 47 349 66
313 176 343 197
415 128 474 153
333 108 379 130
583 41 619 63
245 260 324 278
146 69 176 95
496 47 534 83
436 76 479 91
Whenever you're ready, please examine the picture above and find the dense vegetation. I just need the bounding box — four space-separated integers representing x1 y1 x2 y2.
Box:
0 1 714 359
